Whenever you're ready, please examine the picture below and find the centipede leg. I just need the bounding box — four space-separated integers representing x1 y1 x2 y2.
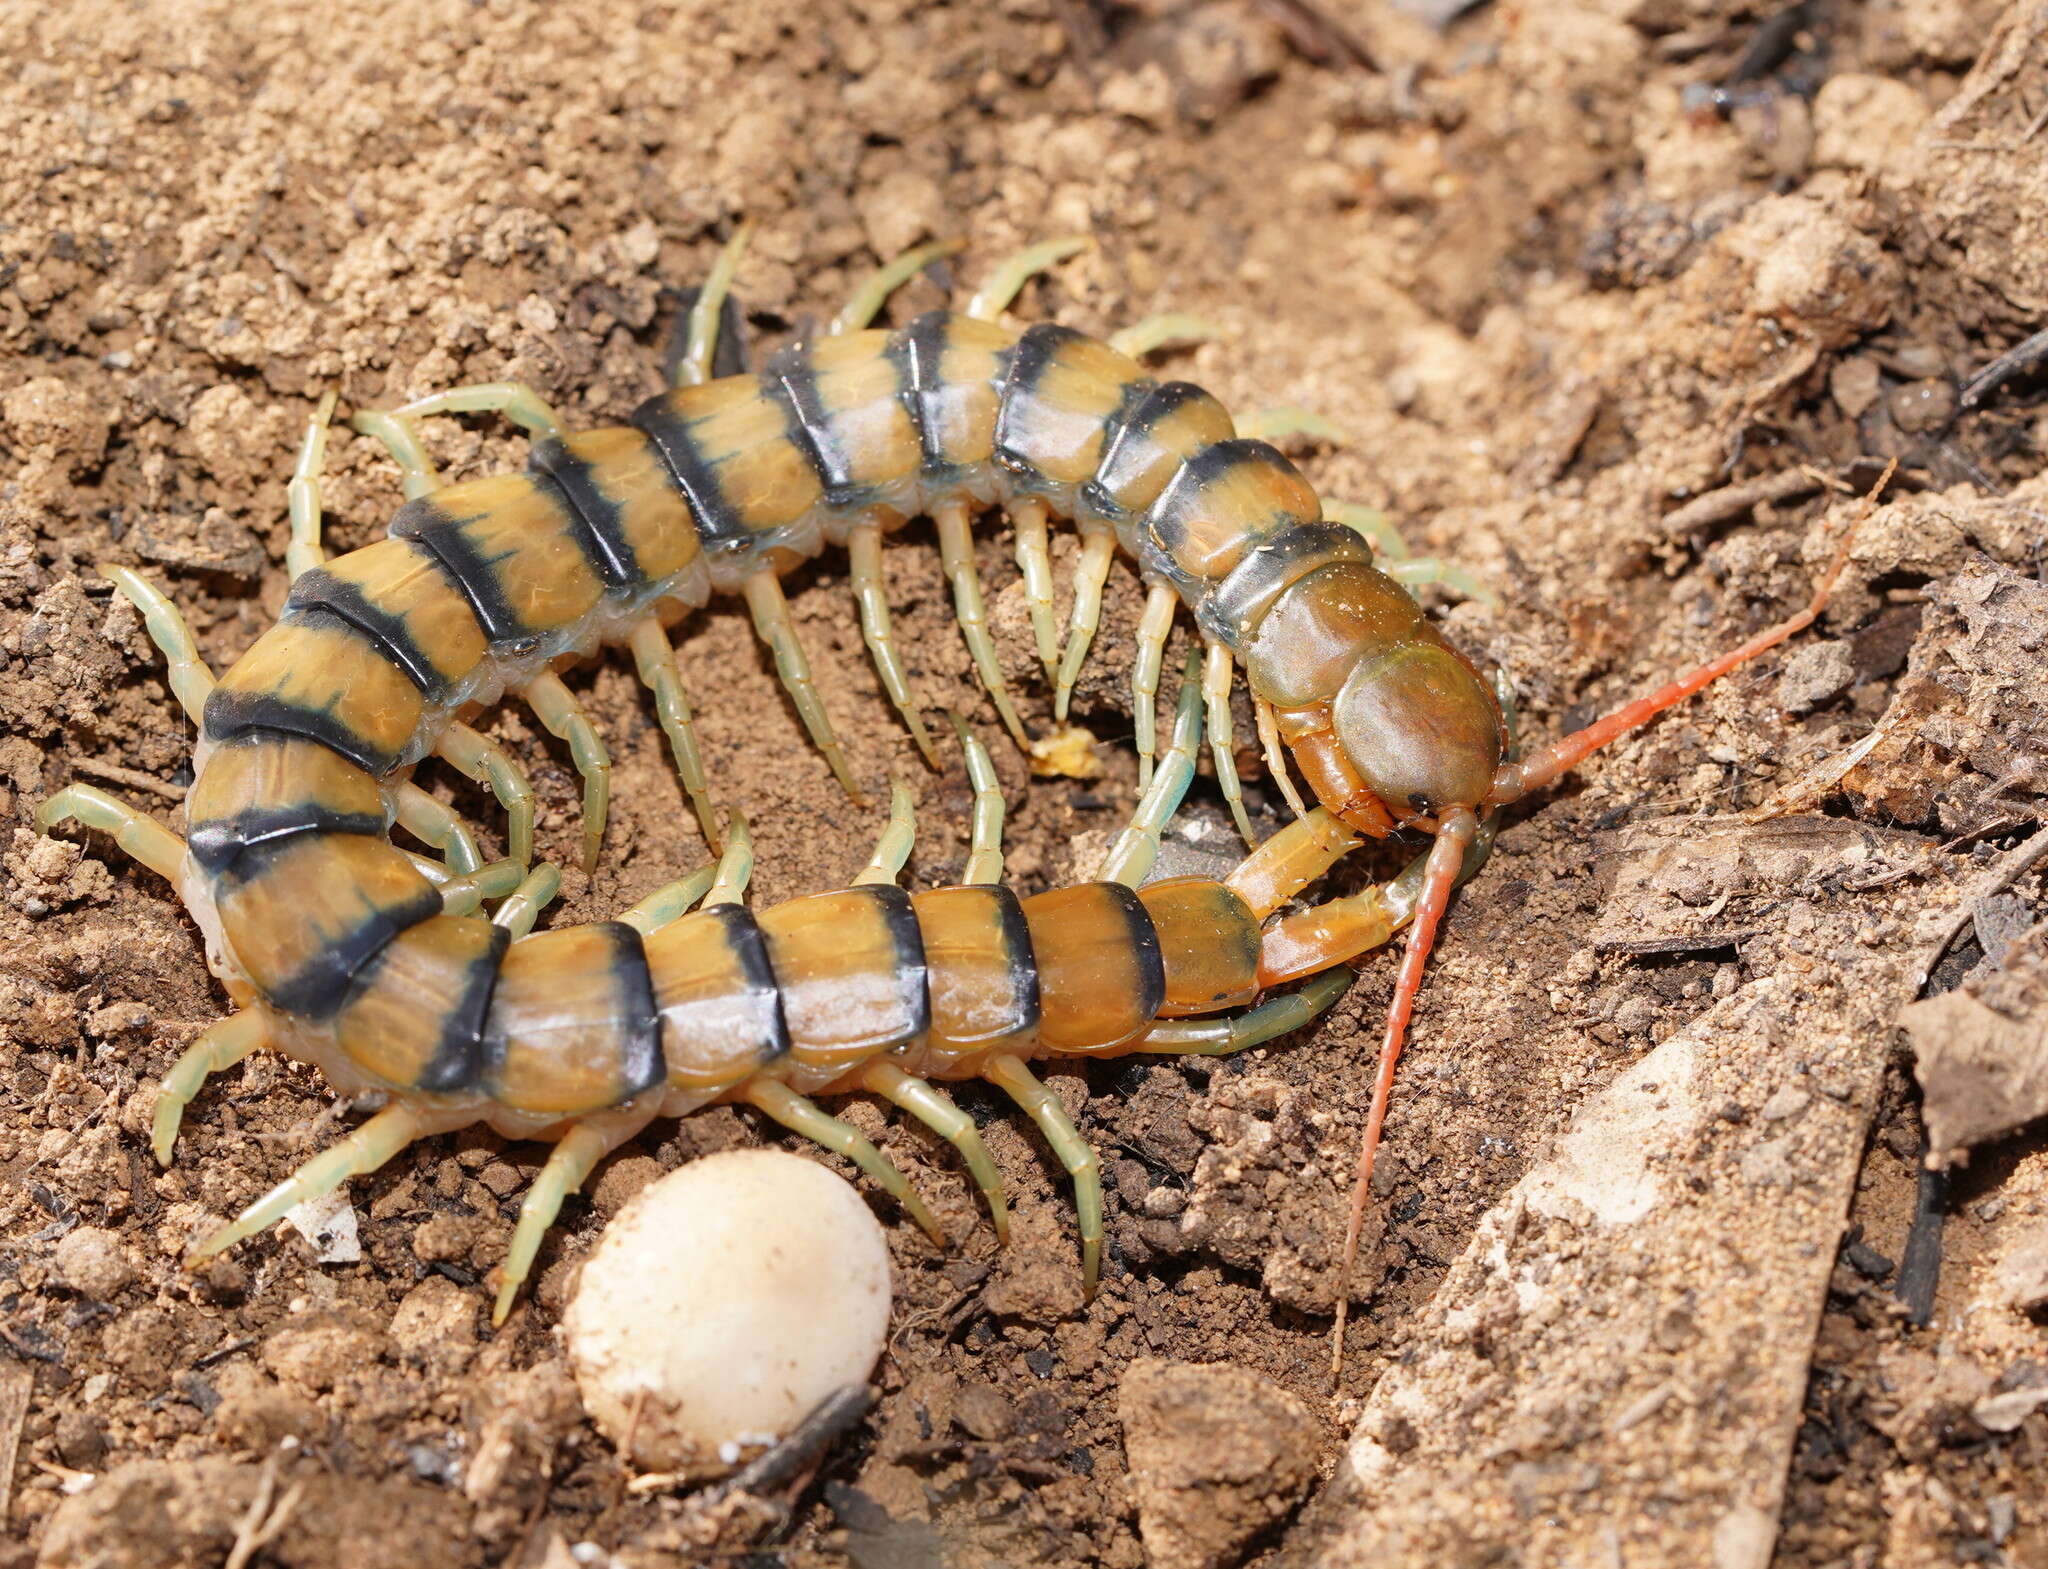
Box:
949 715 1006 885
1136 966 1354 1055
934 500 1028 748
393 782 482 875
859 1061 1010 1243
1202 638 1257 847
852 781 916 886
1253 692 1311 821
1053 524 1118 720
100 565 215 721
1224 807 1361 921
673 222 755 388
347 408 441 502
982 1054 1103 1298
192 1101 466 1261
1238 407 1346 445
848 520 938 767
1010 497 1060 680
37 784 186 882
426 858 525 916
153 1008 269 1165
434 721 535 870
493 862 562 939
743 1079 946 1244
830 237 965 335
521 670 611 873
617 864 719 935
965 236 1091 321
627 617 722 853
493 1113 652 1326
1130 582 1178 791
286 390 342 580
1107 313 1221 359
742 570 866 804
701 812 755 908
1387 557 1501 609
1100 653 1202 888
390 382 564 441
1324 499 1408 561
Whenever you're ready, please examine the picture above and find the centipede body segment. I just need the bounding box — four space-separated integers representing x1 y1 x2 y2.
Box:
38 233 1861 1352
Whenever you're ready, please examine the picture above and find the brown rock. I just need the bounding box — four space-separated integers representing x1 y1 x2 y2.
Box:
52 1226 136 1298
260 1315 388 1394
1118 1359 1320 1569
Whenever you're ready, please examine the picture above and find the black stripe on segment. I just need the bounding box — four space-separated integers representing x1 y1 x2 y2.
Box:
763 342 858 508
630 392 751 549
895 311 961 481
263 877 444 1020
862 884 931 1045
1077 374 1163 521
1097 881 1166 1022
703 903 792 1063
410 922 509 1094
189 800 389 883
387 504 530 646
201 678 398 777
527 439 642 591
1085 380 1205 518
282 569 451 701
1195 518 1377 651
993 322 1088 479
601 920 667 1099
988 885 1042 1037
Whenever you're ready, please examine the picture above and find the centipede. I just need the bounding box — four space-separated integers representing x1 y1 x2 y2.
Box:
36 230 1863 1364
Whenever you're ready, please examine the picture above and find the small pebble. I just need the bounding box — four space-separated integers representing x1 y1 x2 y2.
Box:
53 1227 136 1299
1759 1085 1811 1122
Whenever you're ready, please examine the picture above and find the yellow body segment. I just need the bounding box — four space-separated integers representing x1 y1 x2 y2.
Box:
210 619 425 768
1137 877 1261 1017
1020 883 1164 1055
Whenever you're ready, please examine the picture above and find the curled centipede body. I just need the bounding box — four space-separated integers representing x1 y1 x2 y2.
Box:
38 231 1858 1350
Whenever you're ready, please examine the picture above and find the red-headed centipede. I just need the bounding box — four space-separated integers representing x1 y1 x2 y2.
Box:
36 232 1861 1361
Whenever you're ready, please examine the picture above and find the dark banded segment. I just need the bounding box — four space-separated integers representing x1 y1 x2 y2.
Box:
527 438 644 590
894 310 1012 484
601 921 666 1100
189 800 390 882
1085 380 1238 524
480 922 669 1116
388 495 531 645
1020 881 1166 1054
631 392 745 546
201 612 426 775
1139 437 1321 596
764 340 855 506
186 734 392 883
213 834 443 1019
1135 877 1261 1017
329 916 508 1094
911 883 1041 1054
413 921 509 1092
1195 518 1378 652
631 376 824 553
284 567 455 700
645 902 791 1096
758 885 930 1080
995 322 1152 494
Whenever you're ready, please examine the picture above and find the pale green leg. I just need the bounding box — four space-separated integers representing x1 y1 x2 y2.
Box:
1203 638 1256 848
830 238 966 334
491 1116 650 1326
949 715 1005 885
493 863 561 939
702 812 754 908
37 785 185 882
1388 557 1501 609
618 865 718 936
675 222 754 387
1138 966 1355 1055
391 382 563 441
434 721 535 870
860 1060 1009 1243
983 1054 1103 1297
1324 499 1409 560
1107 313 1222 359
1011 497 1060 680
848 522 938 767
853 781 916 886
100 565 214 720
1053 526 1118 721
742 571 865 804
286 390 341 580
934 501 1027 748
347 409 441 502
153 1010 267 1165
428 858 525 916
1099 653 1202 888
1130 583 1178 792
1238 407 1346 445
393 782 482 874
1254 692 1311 822
627 617 722 853
520 670 611 873
966 236 1092 320
191 1102 449 1260
745 1079 946 1244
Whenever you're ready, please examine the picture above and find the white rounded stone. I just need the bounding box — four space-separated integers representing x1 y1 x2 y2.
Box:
563 1148 890 1472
